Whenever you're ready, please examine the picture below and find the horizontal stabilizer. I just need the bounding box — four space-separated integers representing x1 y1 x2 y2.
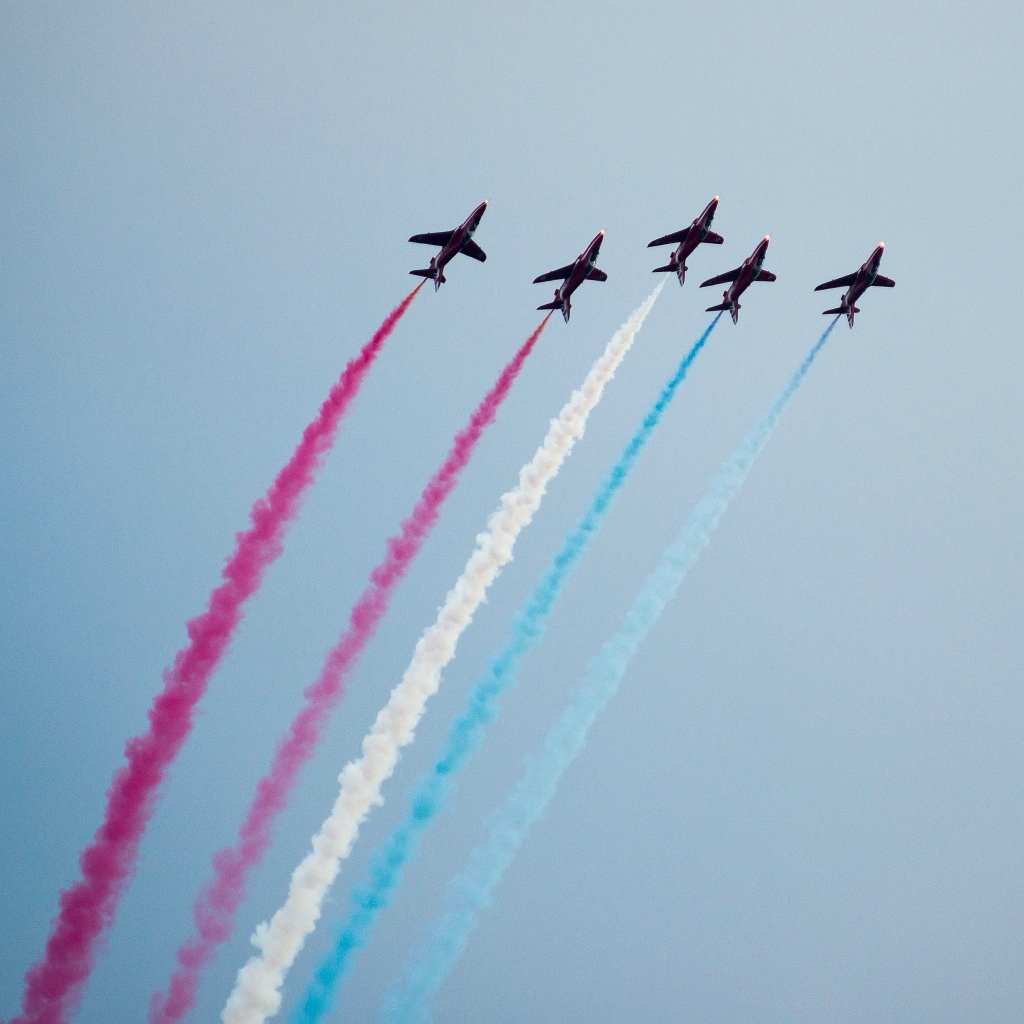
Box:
460 239 487 262
409 268 435 278
537 300 564 311
651 264 676 274
409 230 454 247
705 302 731 312
823 305 858 315
754 269 777 282
533 262 576 284
648 228 689 247
700 267 740 287
872 274 895 287
703 231 724 244
814 272 857 291
585 267 607 282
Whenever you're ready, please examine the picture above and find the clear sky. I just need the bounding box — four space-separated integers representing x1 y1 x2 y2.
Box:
2 1 1023 1022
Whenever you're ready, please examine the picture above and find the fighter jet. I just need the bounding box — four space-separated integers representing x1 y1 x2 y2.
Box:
409 200 489 290
815 243 894 328
647 196 723 286
700 236 776 324
533 231 607 323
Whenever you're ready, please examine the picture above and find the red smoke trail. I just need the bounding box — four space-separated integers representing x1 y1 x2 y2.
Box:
147 315 551 1024
9 285 423 1024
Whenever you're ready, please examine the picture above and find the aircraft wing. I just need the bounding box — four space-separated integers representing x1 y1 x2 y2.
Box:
460 239 487 262
700 267 741 287
814 272 857 291
585 267 607 282
648 228 689 247
533 262 577 284
703 231 724 244
409 230 455 247
754 269 777 282
872 274 895 287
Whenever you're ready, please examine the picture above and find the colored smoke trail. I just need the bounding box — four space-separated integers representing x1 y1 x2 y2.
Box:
221 285 664 1024
293 314 720 1024
384 318 839 1024
7 285 422 1024
146 317 549 1023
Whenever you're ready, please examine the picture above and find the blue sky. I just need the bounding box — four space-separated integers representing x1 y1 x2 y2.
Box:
3 2 1023 1022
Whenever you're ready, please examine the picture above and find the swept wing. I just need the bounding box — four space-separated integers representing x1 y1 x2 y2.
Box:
533 263 578 284
700 267 741 287
460 239 487 262
409 230 455 247
648 227 690 247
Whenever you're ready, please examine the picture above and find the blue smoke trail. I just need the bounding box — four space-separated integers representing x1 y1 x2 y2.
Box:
382 318 839 1024
290 316 721 1024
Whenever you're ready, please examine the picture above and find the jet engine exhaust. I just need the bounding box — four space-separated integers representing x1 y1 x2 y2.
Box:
382 316 841 1024
9 283 424 1024
147 314 551 1024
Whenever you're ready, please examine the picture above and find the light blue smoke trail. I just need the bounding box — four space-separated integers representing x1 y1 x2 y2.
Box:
290 316 721 1024
382 318 839 1024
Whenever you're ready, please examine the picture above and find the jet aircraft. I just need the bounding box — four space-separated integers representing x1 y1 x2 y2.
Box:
533 231 607 323
647 196 723 285
409 200 489 290
700 236 776 323
815 242 894 327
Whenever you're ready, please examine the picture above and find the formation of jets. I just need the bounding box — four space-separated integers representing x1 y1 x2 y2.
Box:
409 199 894 326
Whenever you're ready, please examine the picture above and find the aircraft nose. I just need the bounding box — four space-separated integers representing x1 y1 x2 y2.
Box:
879 241 885 249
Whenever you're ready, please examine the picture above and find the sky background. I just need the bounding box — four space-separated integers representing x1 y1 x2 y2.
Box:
2 2 1023 1022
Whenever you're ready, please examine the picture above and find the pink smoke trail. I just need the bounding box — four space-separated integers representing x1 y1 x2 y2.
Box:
9 285 423 1024
146 315 552 1024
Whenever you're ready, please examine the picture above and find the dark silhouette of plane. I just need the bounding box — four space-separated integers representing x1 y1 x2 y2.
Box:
533 231 607 323
409 201 488 290
701 236 776 323
815 243 894 327
648 196 723 286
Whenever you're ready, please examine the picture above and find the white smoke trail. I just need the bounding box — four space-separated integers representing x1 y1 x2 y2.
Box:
220 285 664 1024
382 317 839 1024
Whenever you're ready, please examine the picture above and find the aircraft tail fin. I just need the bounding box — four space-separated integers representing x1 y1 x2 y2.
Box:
409 268 435 279
537 300 563 311
822 305 857 315
705 302 730 312
651 263 676 274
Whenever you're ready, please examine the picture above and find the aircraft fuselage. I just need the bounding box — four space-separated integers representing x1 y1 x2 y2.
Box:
433 200 489 278
670 196 719 281
722 236 770 322
538 230 605 322
838 243 885 320
555 232 603 308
